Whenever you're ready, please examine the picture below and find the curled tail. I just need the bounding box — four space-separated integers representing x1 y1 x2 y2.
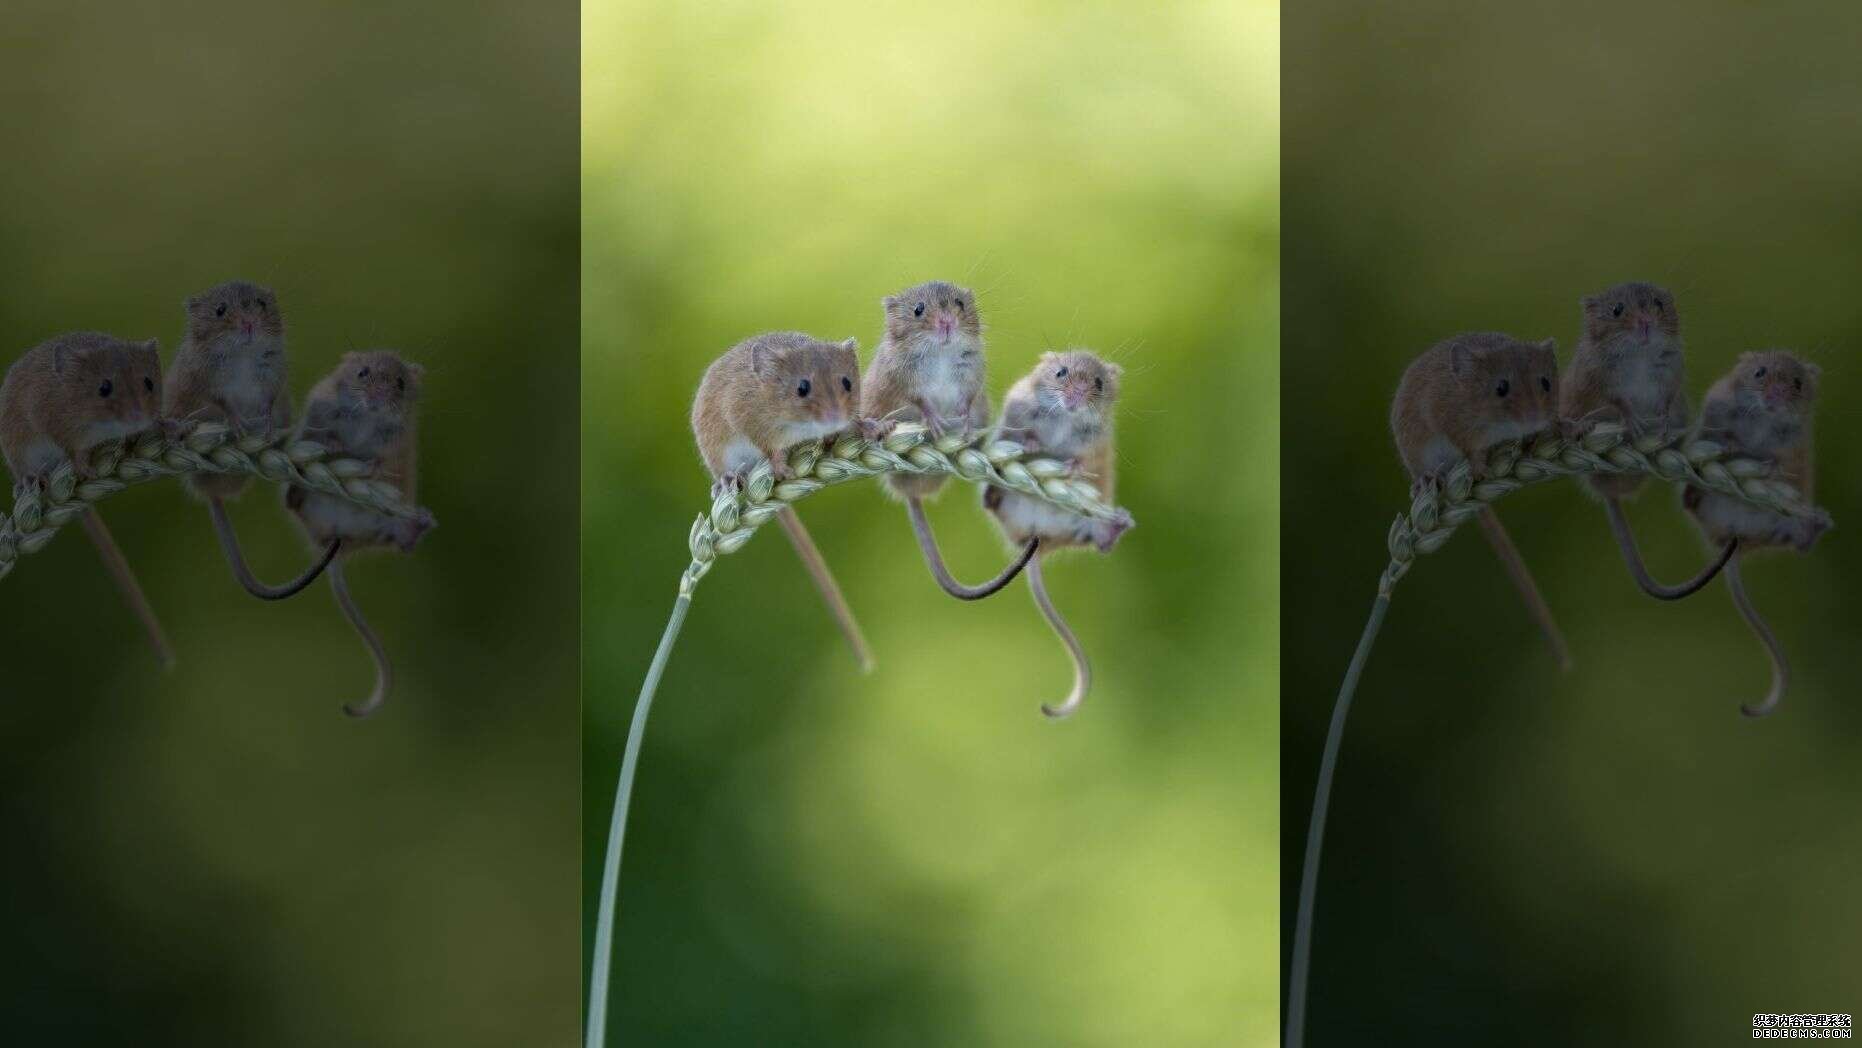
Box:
1027 554 1089 719
907 497 1036 600
1604 498 1735 601
209 498 340 601
774 506 875 672
1725 553 1787 718
1476 506 1572 671
79 510 174 668
328 558 391 719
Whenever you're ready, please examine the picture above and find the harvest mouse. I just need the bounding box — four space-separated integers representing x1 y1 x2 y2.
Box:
691 331 874 670
0 331 174 665
1389 331 1571 668
861 281 1034 599
982 349 1134 718
166 280 336 600
285 351 435 717
1683 350 1824 718
1562 282 1730 599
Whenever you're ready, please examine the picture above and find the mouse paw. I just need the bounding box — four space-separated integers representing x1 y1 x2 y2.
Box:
1093 509 1135 553
856 416 896 441
711 472 745 499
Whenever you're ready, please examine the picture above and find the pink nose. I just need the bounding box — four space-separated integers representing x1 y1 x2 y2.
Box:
241 319 255 334
936 316 955 336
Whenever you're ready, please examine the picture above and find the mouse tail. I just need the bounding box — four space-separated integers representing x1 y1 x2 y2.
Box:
1725 552 1787 718
79 509 174 669
1027 554 1090 719
906 497 1036 600
1475 505 1572 671
774 506 875 672
208 498 340 601
1604 497 1735 601
328 558 391 719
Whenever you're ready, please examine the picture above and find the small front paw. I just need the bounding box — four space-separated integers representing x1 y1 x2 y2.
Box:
1094 509 1135 553
857 416 896 441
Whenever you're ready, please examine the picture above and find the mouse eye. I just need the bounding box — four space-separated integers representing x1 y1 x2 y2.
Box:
257 298 267 312
1755 366 1767 378
841 376 852 392
396 376 406 393
797 378 811 397
1094 376 1103 392
1056 366 1069 378
1794 376 1803 391
1540 376 1551 392
359 366 371 379
1495 379 1510 397
1611 303 1624 318
98 379 112 398
954 298 964 311
143 376 154 392
1653 299 1663 314
215 304 227 317
913 302 925 318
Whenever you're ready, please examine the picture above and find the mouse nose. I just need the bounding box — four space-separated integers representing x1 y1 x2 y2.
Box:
935 314 955 337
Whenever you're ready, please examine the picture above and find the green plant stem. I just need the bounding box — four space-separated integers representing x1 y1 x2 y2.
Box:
586 578 693 1048
582 426 1125 1048
1287 425 1833 1047
1285 586 1388 1048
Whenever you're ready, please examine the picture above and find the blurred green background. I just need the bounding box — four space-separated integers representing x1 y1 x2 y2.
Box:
583 1 1277 1043
1285 3 1862 1043
0 4 577 1044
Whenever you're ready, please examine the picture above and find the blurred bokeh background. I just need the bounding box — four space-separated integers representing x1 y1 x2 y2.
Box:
0 4 577 1044
1285 3 1862 1043
583 1 1277 1043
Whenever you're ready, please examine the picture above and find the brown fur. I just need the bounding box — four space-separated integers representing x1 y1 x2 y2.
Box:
1561 282 1686 499
285 350 427 553
0 332 164 488
692 331 863 485
983 349 1128 551
1683 350 1821 551
861 281 987 500
165 280 292 500
1390 331 1561 486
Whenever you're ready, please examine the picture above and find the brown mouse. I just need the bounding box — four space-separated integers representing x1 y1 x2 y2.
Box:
1562 282 1731 599
285 351 435 717
861 281 1034 599
1389 331 1571 668
691 331 874 670
0 331 173 665
982 349 1134 719
166 280 336 600
1682 350 1823 718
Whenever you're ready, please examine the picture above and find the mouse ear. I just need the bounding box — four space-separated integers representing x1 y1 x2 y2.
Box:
51 341 69 374
839 337 858 353
882 295 898 310
1103 361 1124 380
1448 341 1471 373
749 339 775 378
1537 337 1558 366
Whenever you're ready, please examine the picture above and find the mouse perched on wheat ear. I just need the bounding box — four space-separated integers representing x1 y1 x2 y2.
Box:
982 349 1134 719
167 280 337 600
691 330 876 669
861 280 1035 600
0 331 174 665
1390 331 1571 668
286 351 435 718
1561 282 1732 600
1683 350 1824 719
